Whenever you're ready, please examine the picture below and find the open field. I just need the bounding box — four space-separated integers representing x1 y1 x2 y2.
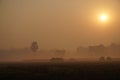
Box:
0 61 120 80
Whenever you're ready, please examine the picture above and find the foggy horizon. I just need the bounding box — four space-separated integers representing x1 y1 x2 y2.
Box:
0 0 120 50
1 1 120 80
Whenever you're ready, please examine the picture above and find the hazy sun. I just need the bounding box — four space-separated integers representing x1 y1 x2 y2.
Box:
100 14 107 22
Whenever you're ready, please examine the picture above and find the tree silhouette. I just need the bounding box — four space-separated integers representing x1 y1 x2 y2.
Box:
31 41 39 52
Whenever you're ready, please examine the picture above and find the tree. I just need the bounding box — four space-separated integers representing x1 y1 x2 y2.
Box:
31 41 39 52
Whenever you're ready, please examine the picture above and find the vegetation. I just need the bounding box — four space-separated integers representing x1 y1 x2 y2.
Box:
31 41 39 52
0 62 120 80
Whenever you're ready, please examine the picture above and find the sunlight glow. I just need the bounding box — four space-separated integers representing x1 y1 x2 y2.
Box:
100 14 108 22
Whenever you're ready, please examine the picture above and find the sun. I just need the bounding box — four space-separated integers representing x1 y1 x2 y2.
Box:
100 14 108 22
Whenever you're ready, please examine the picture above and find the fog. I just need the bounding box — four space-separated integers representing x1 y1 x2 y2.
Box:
0 0 120 61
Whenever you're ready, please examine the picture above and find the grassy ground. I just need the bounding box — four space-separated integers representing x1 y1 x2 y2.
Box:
0 61 120 80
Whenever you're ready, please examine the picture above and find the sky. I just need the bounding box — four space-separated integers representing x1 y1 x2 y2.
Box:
0 0 120 50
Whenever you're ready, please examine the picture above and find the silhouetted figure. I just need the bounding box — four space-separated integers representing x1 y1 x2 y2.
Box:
31 41 39 52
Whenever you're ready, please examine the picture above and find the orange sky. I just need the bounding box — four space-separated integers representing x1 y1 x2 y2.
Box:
0 0 120 50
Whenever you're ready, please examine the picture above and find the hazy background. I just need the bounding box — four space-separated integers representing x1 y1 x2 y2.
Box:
0 0 120 51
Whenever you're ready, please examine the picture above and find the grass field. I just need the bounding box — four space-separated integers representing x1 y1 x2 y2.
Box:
0 61 120 80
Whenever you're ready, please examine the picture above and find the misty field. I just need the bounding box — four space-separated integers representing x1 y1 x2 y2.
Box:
0 62 120 80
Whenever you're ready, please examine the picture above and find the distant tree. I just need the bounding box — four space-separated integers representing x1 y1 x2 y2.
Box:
89 44 105 54
106 57 112 61
31 41 39 52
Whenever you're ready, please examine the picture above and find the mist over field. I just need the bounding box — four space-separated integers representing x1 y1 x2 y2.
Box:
0 0 120 62
0 43 120 62
1 1 120 80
